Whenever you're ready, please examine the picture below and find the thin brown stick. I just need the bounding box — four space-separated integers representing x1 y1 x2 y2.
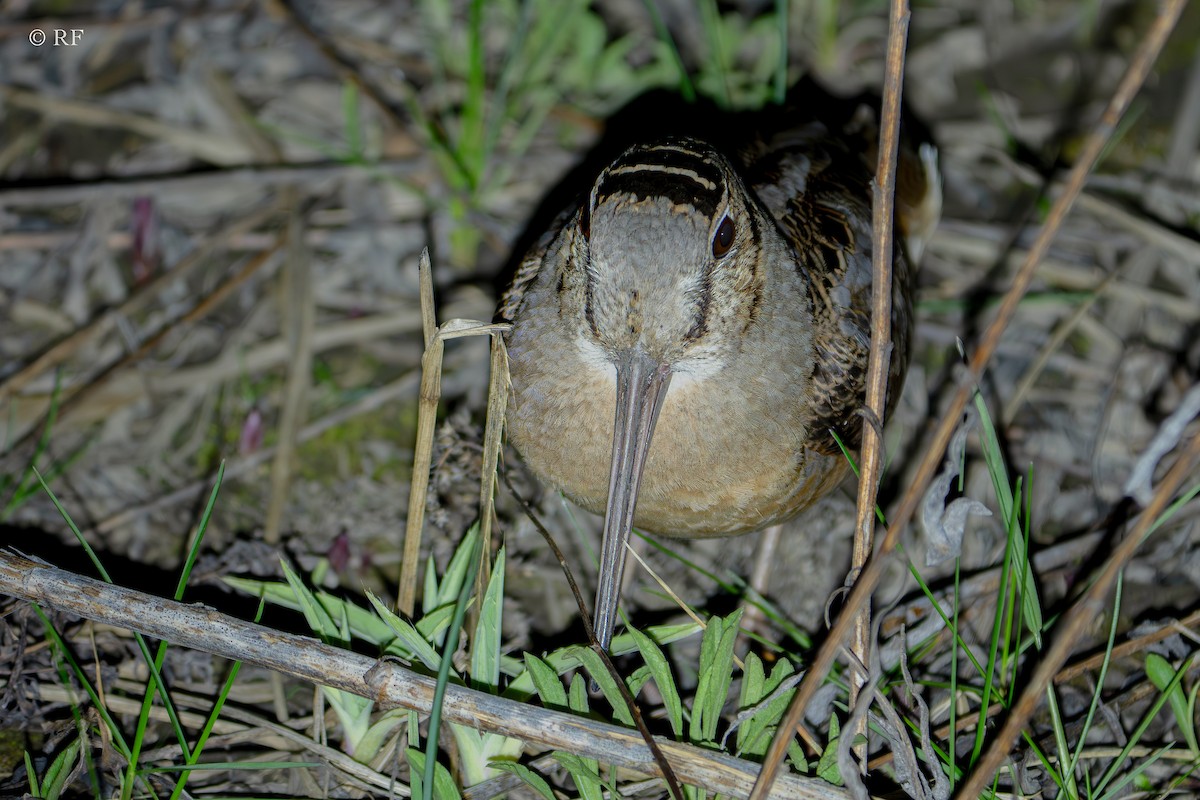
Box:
960 427 1200 797
1055 607 1200 683
858 0 910 774
271 0 409 130
750 1 1187 796
0 550 839 800
0 85 254 166
0 161 420 208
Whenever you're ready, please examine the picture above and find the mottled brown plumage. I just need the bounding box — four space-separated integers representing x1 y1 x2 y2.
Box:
499 98 940 650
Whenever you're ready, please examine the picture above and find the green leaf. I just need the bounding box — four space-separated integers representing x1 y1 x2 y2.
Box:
736 654 797 757
504 621 701 697
524 653 568 708
627 665 652 697
568 672 590 714
36 738 80 800
627 622 683 737
367 591 443 670
406 749 463 800
222 576 398 645
471 548 506 689
489 761 556 800
570 646 634 726
323 687 375 754
554 752 604 800
690 610 742 744
352 709 408 763
816 714 843 785
448 723 522 787
1146 653 1200 755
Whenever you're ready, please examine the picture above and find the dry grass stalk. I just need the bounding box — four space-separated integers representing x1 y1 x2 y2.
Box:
265 202 314 544
398 248 510 615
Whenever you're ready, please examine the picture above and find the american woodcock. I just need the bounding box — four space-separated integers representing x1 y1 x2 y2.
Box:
499 92 941 651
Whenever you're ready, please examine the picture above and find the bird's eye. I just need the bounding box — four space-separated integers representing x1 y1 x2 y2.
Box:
712 215 735 258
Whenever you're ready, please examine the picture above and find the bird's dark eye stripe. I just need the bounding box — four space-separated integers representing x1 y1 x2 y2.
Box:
595 142 726 218
597 171 721 218
609 143 724 188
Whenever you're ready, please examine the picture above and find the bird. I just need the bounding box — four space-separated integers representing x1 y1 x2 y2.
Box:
498 88 941 653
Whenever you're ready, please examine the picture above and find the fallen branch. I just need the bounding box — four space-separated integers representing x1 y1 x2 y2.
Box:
0 550 846 800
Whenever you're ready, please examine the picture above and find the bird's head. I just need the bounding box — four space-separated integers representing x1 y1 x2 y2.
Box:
561 137 773 650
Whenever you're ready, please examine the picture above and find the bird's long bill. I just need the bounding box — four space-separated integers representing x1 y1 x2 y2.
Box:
593 349 673 652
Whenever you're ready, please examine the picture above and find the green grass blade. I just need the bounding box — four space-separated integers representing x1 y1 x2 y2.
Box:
697 0 731 108
34 471 192 774
23 751 39 797
424 524 483 800
35 604 131 761
1095 654 1193 797
772 0 788 104
133 463 224 799
640 0 695 102
3 373 63 518
1064 574 1124 781
456 0 487 188
368 591 444 669
974 392 1043 645
1045 685 1079 798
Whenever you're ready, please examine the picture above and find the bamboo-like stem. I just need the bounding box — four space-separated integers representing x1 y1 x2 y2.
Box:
398 249 442 616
